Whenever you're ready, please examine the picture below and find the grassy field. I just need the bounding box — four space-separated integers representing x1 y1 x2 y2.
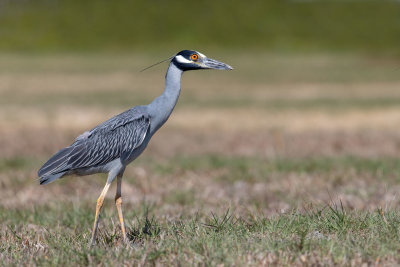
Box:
1 1 399 55
1 52 400 266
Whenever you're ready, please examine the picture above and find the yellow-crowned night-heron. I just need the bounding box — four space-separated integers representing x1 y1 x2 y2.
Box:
38 50 232 246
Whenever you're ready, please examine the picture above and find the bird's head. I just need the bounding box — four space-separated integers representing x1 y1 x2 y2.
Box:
171 50 233 71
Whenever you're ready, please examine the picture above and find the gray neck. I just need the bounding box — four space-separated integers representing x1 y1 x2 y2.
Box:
147 62 183 134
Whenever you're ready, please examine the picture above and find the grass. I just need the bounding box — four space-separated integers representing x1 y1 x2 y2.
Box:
146 154 400 184
1 202 400 266
0 0 399 55
1 154 400 265
1 53 400 265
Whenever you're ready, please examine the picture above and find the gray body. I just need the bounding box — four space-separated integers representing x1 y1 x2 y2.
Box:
38 63 183 184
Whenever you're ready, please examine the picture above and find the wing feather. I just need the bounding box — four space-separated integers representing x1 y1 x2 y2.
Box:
38 107 150 178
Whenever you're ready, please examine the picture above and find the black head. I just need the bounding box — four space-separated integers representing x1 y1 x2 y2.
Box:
171 50 233 71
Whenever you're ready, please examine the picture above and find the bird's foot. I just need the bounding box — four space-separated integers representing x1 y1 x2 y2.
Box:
89 240 96 248
122 236 139 249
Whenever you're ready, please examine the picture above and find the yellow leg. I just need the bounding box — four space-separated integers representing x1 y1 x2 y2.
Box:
90 182 111 246
115 174 128 243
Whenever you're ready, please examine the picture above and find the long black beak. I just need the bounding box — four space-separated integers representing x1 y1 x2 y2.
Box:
203 57 233 70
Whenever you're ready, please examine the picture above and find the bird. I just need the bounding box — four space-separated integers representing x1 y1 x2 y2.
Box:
38 50 233 246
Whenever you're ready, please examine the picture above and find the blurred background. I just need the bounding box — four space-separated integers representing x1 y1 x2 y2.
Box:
1 0 400 223
0 0 399 54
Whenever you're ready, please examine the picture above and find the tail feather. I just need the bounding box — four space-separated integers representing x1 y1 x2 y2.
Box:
39 171 66 185
38 146 74 184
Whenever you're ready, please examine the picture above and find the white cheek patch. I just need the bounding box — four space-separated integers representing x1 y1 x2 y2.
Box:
175 55 192 64
197 52 206 58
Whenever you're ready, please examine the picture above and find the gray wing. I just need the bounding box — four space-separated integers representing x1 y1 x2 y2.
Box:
38 107 150 179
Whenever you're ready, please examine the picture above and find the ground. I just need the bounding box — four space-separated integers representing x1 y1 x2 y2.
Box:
1 52 400 266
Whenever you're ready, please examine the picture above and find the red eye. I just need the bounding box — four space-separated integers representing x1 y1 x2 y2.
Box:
190 54 198 61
